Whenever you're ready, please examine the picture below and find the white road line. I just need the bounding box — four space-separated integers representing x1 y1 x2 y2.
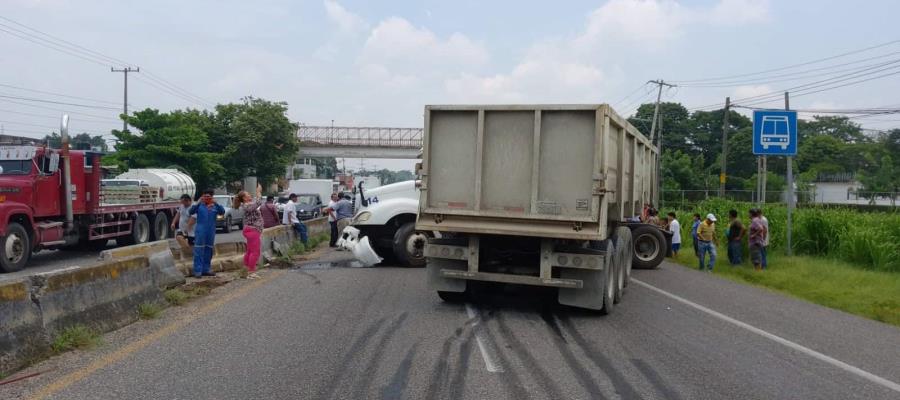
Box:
465 303 503 373
632 278 900 394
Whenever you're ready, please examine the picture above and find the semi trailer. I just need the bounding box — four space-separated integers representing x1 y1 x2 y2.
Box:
417 104 660 312
0 116 192 272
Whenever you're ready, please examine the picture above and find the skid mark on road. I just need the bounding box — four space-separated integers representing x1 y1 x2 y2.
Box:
465 303 503 373
559 315 642 399
350 313 409 397
631 358 685 400
494 313 566 399
380 343 418 400
317 316 389 400
632 278 900 394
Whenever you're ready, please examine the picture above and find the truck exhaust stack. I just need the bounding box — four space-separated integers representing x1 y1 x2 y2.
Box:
60 114 74 231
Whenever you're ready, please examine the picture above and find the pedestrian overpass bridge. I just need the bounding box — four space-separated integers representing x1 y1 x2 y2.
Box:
297 125 422 159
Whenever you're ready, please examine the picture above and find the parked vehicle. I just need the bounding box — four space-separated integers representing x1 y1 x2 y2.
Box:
294 193 322 220
350 180 423 267
417 104 660 312
287 179 334 204
0 115 195 272
214 194 244 233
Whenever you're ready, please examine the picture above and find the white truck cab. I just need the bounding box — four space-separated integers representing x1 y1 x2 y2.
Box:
350 180 426 267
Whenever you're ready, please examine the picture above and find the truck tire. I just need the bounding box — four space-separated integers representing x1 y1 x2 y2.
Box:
151 212 169 241
393 222 427 268
611 240 624 304
614 226 633 287
631 224 666 269
597 240 616 315
437 290 467 303
127 213 151 245
223 216 232 233
0 222 30 273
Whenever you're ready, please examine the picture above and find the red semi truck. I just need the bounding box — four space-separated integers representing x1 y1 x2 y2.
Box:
0 116 182 273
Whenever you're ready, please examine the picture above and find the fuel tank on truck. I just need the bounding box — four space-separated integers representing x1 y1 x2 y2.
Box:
115 169 196 200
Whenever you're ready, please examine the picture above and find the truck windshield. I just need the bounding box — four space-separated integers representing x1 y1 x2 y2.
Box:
0 160 33 175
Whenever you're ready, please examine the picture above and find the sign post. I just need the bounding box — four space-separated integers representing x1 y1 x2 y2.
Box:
752 97 798 255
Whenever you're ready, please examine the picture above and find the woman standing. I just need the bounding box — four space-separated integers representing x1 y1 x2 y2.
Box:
235 185 264 279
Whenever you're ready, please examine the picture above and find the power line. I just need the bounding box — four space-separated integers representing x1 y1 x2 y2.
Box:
611 82 651 108
735 69 900 108
0 108 117 124
0 93 122 110
672 39 900 84
0 98 122 122
0 83 122 106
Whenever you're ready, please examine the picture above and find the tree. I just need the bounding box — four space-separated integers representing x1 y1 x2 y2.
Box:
686 108 752 169
213 97 299 186
107 108 224 192
798 116 867 144
628 102 693 155
42 132 107 152
660 150 703 190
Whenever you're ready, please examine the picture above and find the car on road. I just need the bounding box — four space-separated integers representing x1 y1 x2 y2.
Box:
294 193 323 220
214 194 244 233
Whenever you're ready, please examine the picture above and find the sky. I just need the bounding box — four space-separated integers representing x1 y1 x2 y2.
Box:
2 0 899 171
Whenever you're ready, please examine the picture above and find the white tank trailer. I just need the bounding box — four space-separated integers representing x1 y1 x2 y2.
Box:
116 169 197 200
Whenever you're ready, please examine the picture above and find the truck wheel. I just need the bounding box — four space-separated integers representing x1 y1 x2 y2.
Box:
614 227 633 287
0 223 31 273
131 213 151 244
611 240 624 305
438 290 467 303
152 212 170 241
393 222 427 268
631 225 666 269
595 240 616 315
223 217 232 233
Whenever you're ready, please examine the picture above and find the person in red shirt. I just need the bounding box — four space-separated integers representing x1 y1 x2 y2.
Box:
260 195 280 229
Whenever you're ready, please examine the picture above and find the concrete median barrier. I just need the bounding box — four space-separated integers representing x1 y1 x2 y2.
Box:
0 278 46 375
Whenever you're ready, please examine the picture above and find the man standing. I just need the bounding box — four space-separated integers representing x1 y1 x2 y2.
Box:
697 213 717 272
282 193 308 245
260 195 280 229
171 194 196 258
326 194 354 236
748 208 767 271
726 209 746 265
667 212 681 257
325 193 339 247
759 208 770 269
691 213 702 258
188 190 225 278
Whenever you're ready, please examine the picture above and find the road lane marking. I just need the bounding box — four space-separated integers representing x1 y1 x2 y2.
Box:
465 303 503 373
632 278 900 394
27 271 284 400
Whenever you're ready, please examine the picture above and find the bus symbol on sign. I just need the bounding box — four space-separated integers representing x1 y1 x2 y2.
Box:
760 115 790 150
753 110 797 156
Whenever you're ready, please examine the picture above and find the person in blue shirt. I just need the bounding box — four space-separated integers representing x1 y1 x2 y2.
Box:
691 213 702 259
188 189 225 278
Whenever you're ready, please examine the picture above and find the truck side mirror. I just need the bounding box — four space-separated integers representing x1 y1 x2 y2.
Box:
49 153 60 173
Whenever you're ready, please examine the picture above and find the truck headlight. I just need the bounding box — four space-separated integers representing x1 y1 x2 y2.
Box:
353 211 372 224
217 215 224 220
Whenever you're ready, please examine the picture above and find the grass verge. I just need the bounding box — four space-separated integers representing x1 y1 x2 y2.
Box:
137 302 163 320
671 248 900 327
51 325 101 353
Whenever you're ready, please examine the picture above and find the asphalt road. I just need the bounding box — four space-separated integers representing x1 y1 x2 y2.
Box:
0 230 245 283
3 252 899 400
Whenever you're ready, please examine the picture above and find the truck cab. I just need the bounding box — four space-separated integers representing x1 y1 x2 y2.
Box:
351 180 425 267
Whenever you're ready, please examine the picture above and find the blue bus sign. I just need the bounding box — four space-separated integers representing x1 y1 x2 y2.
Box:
753 110 798 156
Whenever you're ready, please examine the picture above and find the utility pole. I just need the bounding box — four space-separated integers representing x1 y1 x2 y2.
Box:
647 79 676 143
785 91 794 256
719 97 730 197
647 79 675 207
111 66 139 132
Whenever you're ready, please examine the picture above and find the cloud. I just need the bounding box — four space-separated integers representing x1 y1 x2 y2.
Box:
359 17 488 81
323 0 368 34
448 0 771 103
733 84 774 99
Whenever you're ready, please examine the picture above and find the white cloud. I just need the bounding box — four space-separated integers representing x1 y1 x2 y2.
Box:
359 17 488 81
708 0 771 25
733 84 774 99
323 0 368 34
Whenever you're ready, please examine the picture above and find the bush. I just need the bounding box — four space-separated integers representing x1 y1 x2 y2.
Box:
137 302 163 319
52 325 101 353
164 289 188 306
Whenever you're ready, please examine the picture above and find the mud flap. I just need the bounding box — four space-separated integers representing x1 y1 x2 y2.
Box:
558 253 609 311
426 257 467 293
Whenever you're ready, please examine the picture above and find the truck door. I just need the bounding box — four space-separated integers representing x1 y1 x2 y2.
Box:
33 153 62 218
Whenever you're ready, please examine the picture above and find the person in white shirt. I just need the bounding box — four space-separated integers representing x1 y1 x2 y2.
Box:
282 193 308 245
667 212 682 257
325 193 338 247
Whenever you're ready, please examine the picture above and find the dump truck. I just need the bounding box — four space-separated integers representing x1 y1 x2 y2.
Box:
416 104 660 312
0 116 193 272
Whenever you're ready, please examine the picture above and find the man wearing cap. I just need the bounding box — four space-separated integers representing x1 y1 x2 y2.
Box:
696 213 718 271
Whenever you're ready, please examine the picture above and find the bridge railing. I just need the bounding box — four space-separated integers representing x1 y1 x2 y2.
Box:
297 126 423 148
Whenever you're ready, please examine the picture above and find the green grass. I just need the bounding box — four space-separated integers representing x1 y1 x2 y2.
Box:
164 289 189 306
51 325 101 353
137 302 163 320
671 248 900 327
